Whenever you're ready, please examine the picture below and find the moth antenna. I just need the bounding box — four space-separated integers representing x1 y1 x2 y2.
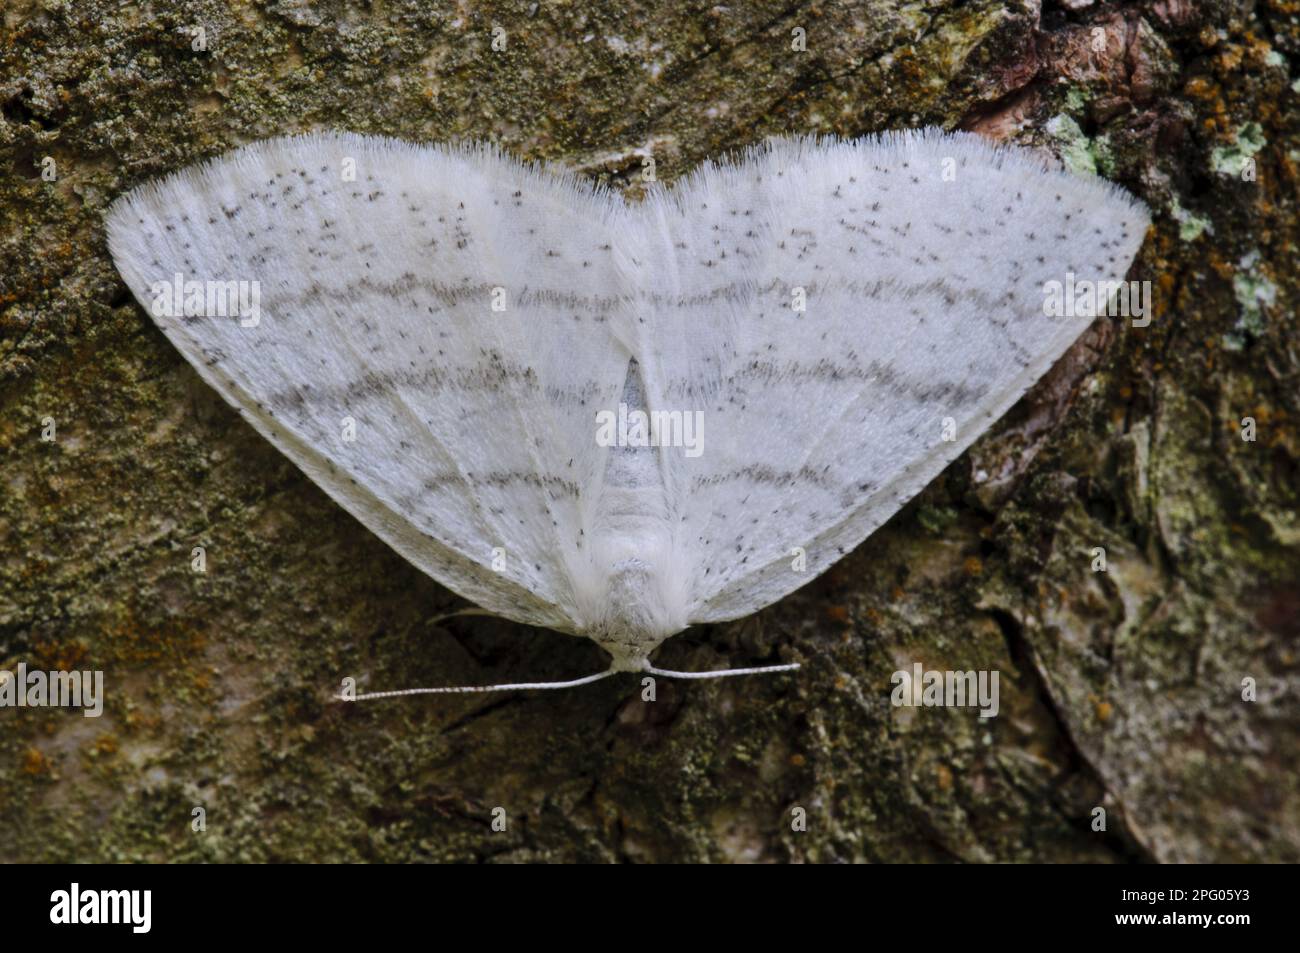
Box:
339 661 800 700
644 662 800 680
340 667 618 701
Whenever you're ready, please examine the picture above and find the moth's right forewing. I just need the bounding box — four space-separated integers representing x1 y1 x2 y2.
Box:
632 131 1150 622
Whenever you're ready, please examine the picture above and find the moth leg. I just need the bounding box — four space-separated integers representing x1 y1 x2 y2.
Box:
425 607 502 628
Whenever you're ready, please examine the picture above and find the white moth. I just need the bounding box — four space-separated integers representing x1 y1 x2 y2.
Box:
105 130 1149 697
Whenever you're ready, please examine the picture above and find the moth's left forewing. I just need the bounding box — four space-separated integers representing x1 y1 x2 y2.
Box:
637 131 1150 623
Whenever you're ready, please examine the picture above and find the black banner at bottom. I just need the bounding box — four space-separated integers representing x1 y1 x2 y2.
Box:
3 861 1279 940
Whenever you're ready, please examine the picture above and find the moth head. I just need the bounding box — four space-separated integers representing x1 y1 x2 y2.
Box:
582 556 685 671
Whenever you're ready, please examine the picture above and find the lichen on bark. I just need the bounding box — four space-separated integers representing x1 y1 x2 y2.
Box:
1 0 1296 862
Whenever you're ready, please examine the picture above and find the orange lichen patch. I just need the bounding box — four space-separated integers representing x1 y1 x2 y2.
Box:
1243 32 1278 66
890 586 906 602
93 734 119 756
826 604 850 624
864 606 883 627
102 615 206 667
935 763 954 791
22 748 50 776
121 709 164 733
1182 76 1218 101
1280 148 1299 183
1095 701 1113 723
1215 44 1244 72
790 753 806 768
963 555 983 577
32 638 89 672
1154 273 1176 318
1206 250 1236 281
888 47 928 85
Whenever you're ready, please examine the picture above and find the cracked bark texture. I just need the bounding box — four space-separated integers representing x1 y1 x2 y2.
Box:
1 0 1296 863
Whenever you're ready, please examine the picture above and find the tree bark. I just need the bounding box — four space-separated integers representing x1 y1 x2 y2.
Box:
1 0 1295 861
